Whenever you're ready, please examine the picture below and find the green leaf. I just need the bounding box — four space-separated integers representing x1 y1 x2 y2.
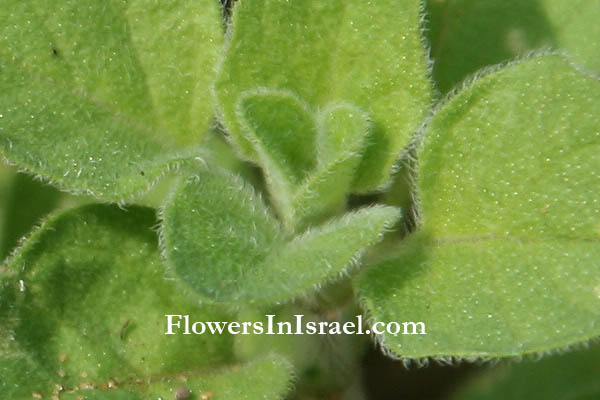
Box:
292 103 371 230
237 91 371 230
216 0 432 192
355 55 600 358
236 89 317 226
0 0 223 201
0 164 13 251
161 170 401 305
234 304 366 397
0 204 246 399
238 89 317 186
426 0 600 93
0 172 61 259
541 0 600 74
1 354 292 400
452 345 600 400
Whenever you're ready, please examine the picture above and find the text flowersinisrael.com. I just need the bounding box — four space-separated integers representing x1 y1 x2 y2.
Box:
165 315 426 336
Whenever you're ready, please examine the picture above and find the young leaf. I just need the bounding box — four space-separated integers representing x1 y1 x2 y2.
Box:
0 205 241 398
161 170 401 305
161 171 283 304
0 0 223 200
293 103 370 229
238 89 317 185
237 89 317 225
237 92 371 230
355 55 600 358
427 0 599 93
216 0 432 192
452 345 600 400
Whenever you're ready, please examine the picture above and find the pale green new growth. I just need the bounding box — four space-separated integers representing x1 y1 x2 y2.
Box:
293 103 371 230
161 170 401 305
236 89 317 227
0 0 222 200
237 90 371 230
0 205 247 399
216 0 431 192
356 55 600 358
238 89 317 185
453 345 600 399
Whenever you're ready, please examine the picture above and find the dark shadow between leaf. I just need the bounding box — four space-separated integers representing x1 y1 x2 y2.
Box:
424 0 558 93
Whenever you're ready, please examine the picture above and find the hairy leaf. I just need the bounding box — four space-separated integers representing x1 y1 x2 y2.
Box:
1 354 292 400
238 89 317 185
355 55 600 358
292 103 371 230
427 0 599 93
236 89 316 226
237 91 371 230
0 172 61 259
0 205 244 398
235 305 366 397
161 170 400 305
216 0 431 192
452 345 600 399
0 0 223 200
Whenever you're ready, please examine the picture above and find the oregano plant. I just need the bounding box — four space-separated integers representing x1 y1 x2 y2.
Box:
1 0 598 399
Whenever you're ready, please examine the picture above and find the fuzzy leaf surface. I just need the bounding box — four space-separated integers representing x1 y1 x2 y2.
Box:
0 172 62 259
238 89 317 186
162 170 401 305
0 204 254 399
356 55 600 358
236 90 316 226
237 91 371 230
0 0 222 200
235 305 365 396
1 353 292 400
216 0 431 192
292 103 371 230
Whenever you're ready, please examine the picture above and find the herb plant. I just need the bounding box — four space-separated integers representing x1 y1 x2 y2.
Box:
1 0 598 399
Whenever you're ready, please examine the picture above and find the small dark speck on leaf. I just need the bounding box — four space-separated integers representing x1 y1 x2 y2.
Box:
120 319 131 340
140 171 145 176
52 47 59 57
